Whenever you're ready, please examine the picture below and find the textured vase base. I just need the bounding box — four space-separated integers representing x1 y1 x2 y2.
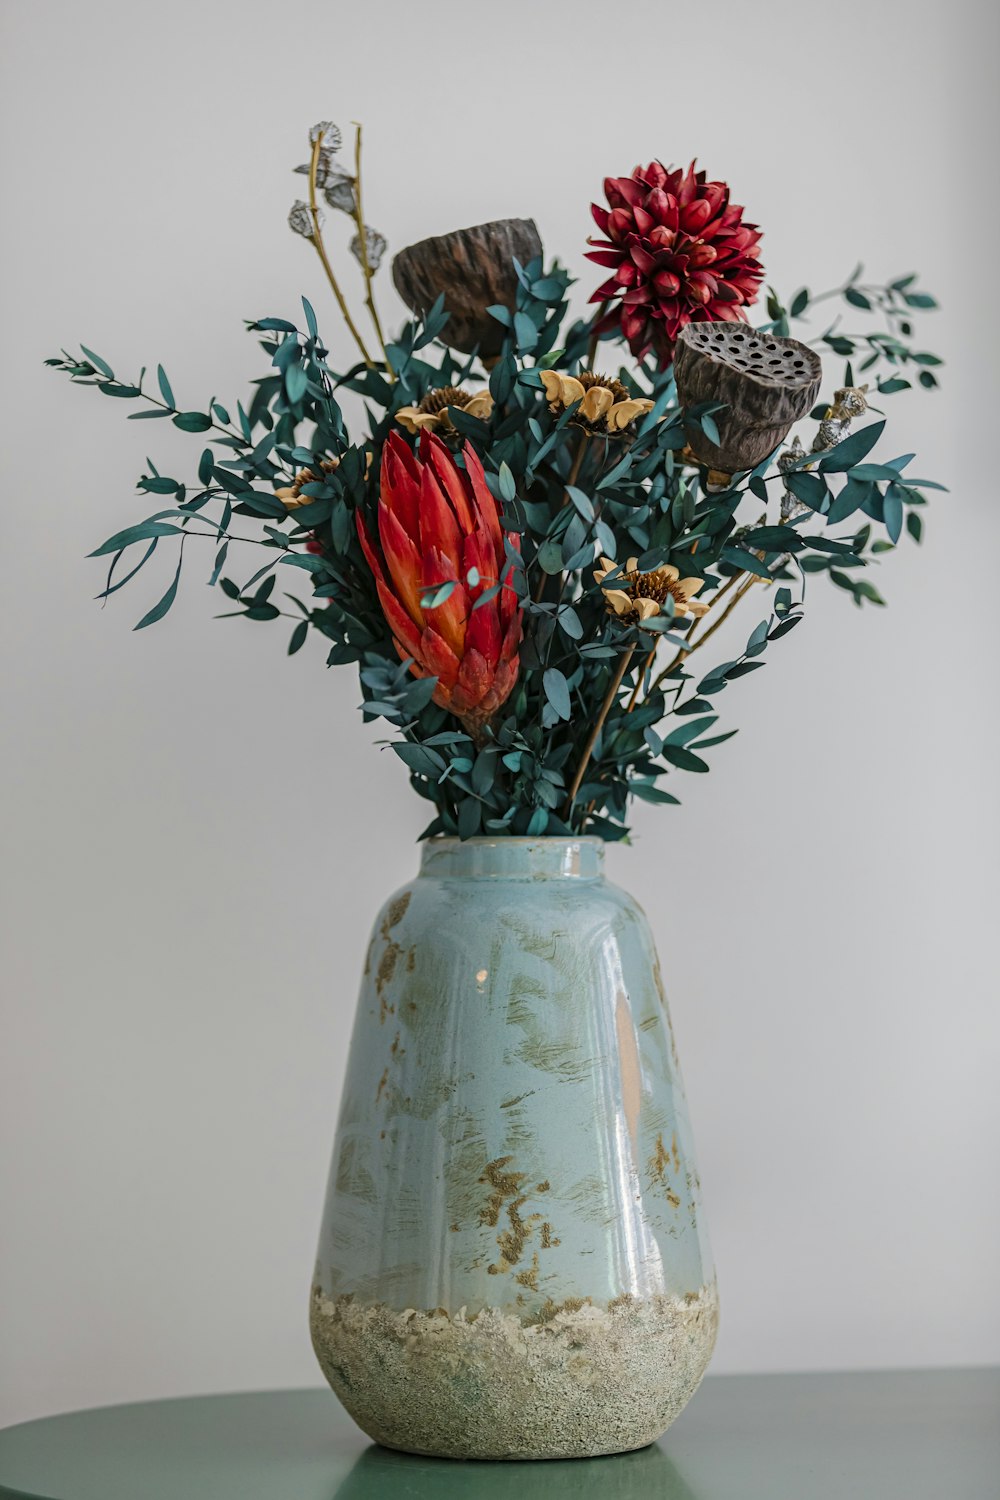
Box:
310 1284 718 1461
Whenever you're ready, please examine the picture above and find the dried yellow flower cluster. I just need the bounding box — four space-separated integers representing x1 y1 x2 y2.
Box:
394 387 494 436
275 457 343 510
540 371 654 433
594 556 709 624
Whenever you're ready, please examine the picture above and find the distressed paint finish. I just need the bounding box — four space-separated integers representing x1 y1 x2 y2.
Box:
311 837 716 1456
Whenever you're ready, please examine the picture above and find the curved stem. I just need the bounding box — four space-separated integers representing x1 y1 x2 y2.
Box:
650 573 759 694
585 299 611 368
532 431 591 605
562 644 635 819
626 612 697 712
351 123 392 379
307 137 374 368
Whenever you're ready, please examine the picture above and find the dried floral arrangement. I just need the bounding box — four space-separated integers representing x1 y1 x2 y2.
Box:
48 123 943 840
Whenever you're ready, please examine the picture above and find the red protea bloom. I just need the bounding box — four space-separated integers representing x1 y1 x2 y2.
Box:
587 161 764 368
357 430 522 726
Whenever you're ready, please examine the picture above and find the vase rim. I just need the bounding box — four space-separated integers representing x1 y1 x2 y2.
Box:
419 835 605 880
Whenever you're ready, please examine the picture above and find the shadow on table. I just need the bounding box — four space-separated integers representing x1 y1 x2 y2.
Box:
333 1438 703 1498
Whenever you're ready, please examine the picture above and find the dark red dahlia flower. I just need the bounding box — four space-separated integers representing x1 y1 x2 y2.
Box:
587 161 764 368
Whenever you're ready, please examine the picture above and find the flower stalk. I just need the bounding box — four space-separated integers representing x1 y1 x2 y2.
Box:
563 644 635 819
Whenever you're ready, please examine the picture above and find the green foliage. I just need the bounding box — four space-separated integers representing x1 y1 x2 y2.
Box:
48 258 943 840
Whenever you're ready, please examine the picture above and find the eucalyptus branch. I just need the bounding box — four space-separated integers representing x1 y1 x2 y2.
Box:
167 527 288 549
307 136 375 369
59 370 258 452
626 612 700 712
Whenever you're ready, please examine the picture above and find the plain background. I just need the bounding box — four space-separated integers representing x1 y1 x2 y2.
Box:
1 0 998 1429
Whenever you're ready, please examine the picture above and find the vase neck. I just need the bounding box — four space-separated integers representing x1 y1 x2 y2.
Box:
419 837 604 882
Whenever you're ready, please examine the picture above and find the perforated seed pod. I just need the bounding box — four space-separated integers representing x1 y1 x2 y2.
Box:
674 323 822 473
392 218 542 359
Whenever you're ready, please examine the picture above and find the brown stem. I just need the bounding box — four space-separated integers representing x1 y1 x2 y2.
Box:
690 574 759 652
562 644 635 819
625 611 698 712
351 122 392 379
566 431 588 489
625 647 656 711
585 300 611 369
532 431 591 604
648 567 752 690
307 136 374 368
651 574 760 694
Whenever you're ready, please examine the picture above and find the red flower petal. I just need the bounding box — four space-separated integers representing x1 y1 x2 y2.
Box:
419 626 461 689
590 203 611 234
462 443 504 570
465 592 502 667
421 543 468 659
381 431 421 542
377 578 422 661
450 648 492 712
418 461 463 574
379 502 425 626
423 430 476 533
587 157 764 369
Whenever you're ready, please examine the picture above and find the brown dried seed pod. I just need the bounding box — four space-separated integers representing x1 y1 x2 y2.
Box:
392 218 543 359
674 323 822 473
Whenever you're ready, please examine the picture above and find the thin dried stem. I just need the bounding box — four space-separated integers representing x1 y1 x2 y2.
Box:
625 613 698 712
562 644 635 819
585 300 610 368
690 574 759 651
647 568 750 690
650 573 760 694
351 122 393 380
532 432 591 604
307 137 374 368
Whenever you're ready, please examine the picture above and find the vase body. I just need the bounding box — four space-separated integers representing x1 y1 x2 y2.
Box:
310 837 717 1460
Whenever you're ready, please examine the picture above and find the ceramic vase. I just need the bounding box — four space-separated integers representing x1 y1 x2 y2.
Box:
310 836 717 1460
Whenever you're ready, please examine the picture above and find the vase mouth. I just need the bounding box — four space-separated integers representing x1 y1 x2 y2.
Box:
419 836 605 881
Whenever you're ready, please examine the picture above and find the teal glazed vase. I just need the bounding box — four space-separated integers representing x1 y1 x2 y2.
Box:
311 837 717 1459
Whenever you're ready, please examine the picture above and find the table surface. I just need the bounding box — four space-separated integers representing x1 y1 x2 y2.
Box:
0 1369 997 1500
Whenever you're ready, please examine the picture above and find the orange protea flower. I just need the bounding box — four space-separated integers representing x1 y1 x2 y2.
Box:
357 430 523 727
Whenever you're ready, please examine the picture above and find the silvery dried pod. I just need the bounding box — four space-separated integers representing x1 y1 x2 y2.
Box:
392 218 542 357
323 168 356 215
310 121 342 152
674 322 822 473
295 153 345 191
351 227 387 273
288 200 316 239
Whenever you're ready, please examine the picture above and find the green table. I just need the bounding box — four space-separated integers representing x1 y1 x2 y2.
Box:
0 1370 996 1500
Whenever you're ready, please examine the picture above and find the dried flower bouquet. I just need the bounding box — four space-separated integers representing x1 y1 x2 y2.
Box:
48 123 943 840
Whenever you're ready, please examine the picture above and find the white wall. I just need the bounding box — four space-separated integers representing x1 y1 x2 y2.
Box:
1 0 997 1428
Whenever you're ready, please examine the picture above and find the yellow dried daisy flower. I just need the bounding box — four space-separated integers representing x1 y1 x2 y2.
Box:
275 457 343 511
394 386 494 437
594 555 709 624
540 370 654 434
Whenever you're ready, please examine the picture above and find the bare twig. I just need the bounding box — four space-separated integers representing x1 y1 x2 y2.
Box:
307 136 374 368
350 122 392 378
650 573 760 693
562 644 635 819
